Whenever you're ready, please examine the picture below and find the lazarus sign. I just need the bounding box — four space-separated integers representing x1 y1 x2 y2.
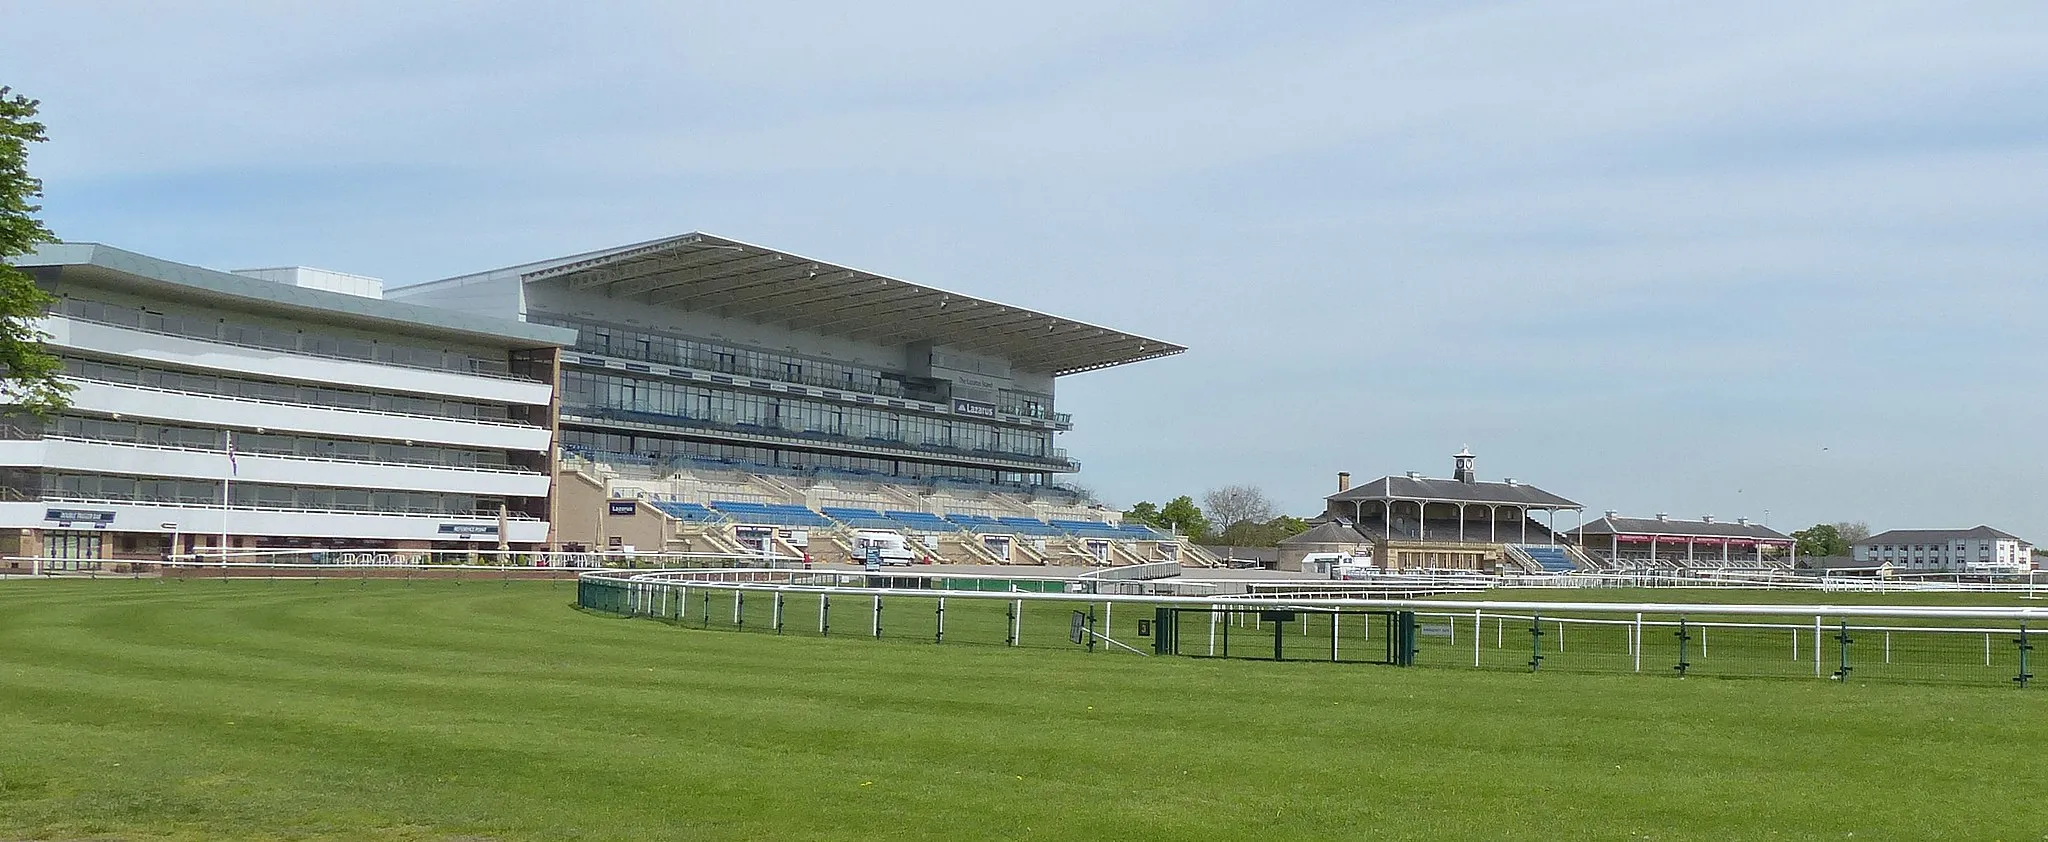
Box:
951 398 998 419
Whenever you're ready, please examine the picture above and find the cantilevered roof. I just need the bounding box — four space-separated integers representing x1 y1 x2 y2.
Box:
409 232 1186 376
1570 516 1789 541
15 243 574 348
1328 475 1580 509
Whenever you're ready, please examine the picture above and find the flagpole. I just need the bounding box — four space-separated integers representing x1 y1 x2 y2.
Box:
220 429 231 562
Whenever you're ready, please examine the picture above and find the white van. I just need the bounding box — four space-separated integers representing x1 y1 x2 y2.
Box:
1301 552 1375 579
853 530 918 566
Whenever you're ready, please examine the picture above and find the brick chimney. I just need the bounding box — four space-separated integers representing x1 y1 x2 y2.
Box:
1337 471 1351 493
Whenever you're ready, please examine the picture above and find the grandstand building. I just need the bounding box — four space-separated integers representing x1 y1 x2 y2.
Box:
1319 449 1589 572
393 233 1188 565
1853 526 2034 574
2 244 571 566
1567 512 1794 571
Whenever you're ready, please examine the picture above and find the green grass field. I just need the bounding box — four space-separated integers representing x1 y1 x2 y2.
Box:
3 579 2045 840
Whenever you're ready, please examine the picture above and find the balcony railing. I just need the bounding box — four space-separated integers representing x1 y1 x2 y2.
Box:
58 376 546 430
564 408 1079 471
28 434 540 476
45 311 540 384
31 494 538 520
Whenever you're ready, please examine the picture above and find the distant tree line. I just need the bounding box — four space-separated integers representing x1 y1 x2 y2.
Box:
1119 484 1310 547
1791 521 1869 558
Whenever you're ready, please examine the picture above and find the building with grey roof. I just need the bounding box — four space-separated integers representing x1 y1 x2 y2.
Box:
1319 449 1585 571
1569 512 1794 570
1854 526 2034 574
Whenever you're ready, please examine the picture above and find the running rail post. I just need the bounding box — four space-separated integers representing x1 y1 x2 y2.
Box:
1814 615 1823 677
773 592 784 635
935 597 945 645
1633 612 1643 673
821 594 831 636
1473 609 1482 667
1528 612 1544 672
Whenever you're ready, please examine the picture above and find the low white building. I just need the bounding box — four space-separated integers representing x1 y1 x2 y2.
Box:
3 243 574 566
1853 526 2035 574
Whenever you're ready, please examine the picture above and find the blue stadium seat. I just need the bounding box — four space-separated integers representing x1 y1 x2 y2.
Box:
1049 519 1127 539
884 510 956 532
820 507 901 530
651 501 720 522
1515 544 1577 573
708 500 835 528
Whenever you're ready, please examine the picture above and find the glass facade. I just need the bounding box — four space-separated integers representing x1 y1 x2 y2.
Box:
560 369 1066 473
532 315 907 398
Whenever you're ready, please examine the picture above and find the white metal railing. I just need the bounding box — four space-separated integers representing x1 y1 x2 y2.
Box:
32 434 539 475
48 312 534 383
60 375 541 429
584 567 2048 623
23 494 541 521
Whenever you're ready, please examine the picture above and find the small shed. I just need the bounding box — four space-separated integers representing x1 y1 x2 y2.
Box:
1276 520 1376 571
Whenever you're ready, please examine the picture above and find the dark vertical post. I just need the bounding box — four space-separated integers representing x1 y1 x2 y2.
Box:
1004 600 1015 647
736 591 745 631
1086 605 1097 653
1674 617 1691 677
1272 615 1285 661
1528 612 1545 672
1834 619 1854 680
774 592 784 635
935 598 945 644
700 590 709 629
2017 624 2032 689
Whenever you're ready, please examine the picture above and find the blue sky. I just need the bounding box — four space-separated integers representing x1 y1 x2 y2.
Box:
8 2 2047 539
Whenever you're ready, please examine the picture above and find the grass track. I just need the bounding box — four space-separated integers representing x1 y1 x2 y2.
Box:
2 579 2044 840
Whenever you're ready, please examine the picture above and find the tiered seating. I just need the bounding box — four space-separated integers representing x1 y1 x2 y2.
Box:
944 513 1006 532
885 511 956 532
819 507 902 530
1514 544 1576 573
1050 519 1126 539
709 500 835 528
651 501 721 522
1115 523 1166 539
997 516 1064 537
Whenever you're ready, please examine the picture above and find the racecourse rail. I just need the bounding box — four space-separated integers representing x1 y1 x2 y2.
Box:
577 566 2048 687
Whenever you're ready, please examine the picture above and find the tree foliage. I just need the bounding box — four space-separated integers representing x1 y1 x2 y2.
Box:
0 86 68 415
1202 484 1275 532
1214 514 1312 548
1121 501 1162 528
1156 496 1210 539
1791 523 1852 558
1832 521 1870 545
